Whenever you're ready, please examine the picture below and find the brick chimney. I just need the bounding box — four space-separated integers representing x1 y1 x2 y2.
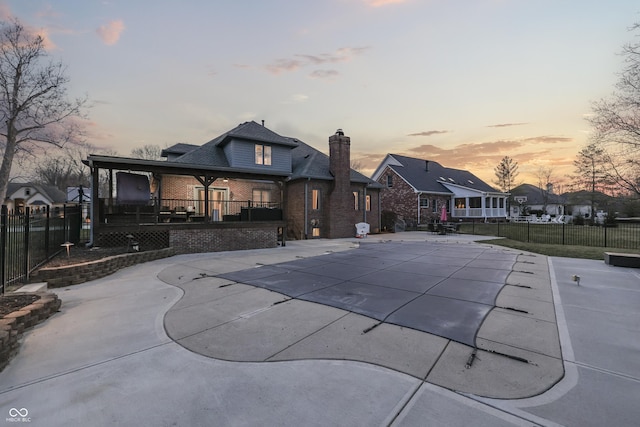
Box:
328 129 353 238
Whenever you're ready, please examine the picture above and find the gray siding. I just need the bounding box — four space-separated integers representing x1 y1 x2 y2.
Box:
224 139 291 173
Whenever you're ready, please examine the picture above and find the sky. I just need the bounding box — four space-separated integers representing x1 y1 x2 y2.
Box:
3 0 639 187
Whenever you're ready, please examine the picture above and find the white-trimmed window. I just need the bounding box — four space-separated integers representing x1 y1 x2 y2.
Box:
365 195 371 211
255 144 272 165
353 191 359 210
419 196 429 208
386 174 393 187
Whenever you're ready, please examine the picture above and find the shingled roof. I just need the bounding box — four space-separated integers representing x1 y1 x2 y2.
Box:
382 154 499 193
289 137 380 185
161 121 379 186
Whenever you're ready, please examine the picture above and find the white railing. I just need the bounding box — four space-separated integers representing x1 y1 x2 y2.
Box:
453 208 506 218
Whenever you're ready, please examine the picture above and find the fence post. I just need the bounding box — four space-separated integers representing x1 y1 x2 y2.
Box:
562 223 565 245
45 205 50 259
527 221 530 242
604 225 607 247
24 207 30 282
0 205 6 295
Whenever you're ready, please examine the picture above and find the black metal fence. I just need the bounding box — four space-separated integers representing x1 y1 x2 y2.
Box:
459 220 640 249
0 204 84 294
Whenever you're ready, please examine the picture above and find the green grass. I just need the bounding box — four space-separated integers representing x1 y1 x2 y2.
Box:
477 238 640 260
457 222 640 252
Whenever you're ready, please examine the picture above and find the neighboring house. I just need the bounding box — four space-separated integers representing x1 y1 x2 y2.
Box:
509 183 566 218
371 154 508 226
4 183 67 214
563 190 612 220
154 121 382 239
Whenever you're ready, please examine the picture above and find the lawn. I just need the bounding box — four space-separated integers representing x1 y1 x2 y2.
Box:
457 221 640 251
477 238 640 260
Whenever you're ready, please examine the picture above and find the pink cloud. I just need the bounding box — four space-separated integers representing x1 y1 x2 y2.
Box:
96 19 124 46
364 0 407 7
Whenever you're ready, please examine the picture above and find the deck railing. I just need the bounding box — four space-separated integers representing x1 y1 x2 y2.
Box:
101 198 283 224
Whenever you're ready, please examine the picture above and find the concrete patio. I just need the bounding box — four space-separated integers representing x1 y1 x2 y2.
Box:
0 232 638 426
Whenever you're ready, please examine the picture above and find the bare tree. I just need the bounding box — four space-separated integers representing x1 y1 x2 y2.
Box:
0 19 87 202
350 158 363 172
30 142 101 192
587 22 640 194
573 142 610 219
130 144 162 160
535 165 554 214
493 156 520 193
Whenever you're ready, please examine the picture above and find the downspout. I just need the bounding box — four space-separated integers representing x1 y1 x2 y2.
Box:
416 192 420 225
304 178 309 239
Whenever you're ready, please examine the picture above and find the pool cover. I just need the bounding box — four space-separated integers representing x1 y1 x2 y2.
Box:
219 241 516 347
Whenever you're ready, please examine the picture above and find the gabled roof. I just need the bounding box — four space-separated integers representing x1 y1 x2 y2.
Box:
510 183 566 205
171 121 298 167
7 183 67 204
377 154 498 194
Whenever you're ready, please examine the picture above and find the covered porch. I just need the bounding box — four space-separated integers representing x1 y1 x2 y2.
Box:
84 155 290 252
451 194 508 219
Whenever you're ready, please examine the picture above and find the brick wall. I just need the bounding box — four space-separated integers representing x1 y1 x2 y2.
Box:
169 224 280 253
160 175 280 204
285 180 329 239
377 167 450 226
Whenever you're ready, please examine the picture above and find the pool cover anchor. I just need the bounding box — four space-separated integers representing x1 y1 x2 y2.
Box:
466 348 478 369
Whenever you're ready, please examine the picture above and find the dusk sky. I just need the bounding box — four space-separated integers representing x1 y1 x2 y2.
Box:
3 0 639 186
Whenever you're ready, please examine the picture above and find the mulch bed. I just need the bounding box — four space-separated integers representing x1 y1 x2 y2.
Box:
0 294 40 317
44 246 142 267
1 245 136 316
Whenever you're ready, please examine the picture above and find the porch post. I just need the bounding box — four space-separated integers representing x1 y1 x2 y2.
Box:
108 168 114 214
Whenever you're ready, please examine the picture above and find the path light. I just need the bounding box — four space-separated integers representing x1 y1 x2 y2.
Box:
61 242 74 257
572 274 581 286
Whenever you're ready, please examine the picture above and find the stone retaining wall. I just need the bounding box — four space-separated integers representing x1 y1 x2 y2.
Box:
31 247 175 288
0 292 61 372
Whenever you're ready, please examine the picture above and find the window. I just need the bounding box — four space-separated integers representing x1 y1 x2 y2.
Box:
255 144 272 165
366 195 371 211
25 188 30 196
469 197 482 208
312 227 321 237
419 196 429 208
312 189 320 210
353 191 359 210
455 198 466 209
252 189 270 207
386 174 393 187
432 199 438 213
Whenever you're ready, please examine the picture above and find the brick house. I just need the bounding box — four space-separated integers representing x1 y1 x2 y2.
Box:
371 154 508 226
156 122 381 239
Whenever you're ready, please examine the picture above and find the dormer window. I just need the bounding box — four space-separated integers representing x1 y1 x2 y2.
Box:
25 188 31 196
255 144 272 165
